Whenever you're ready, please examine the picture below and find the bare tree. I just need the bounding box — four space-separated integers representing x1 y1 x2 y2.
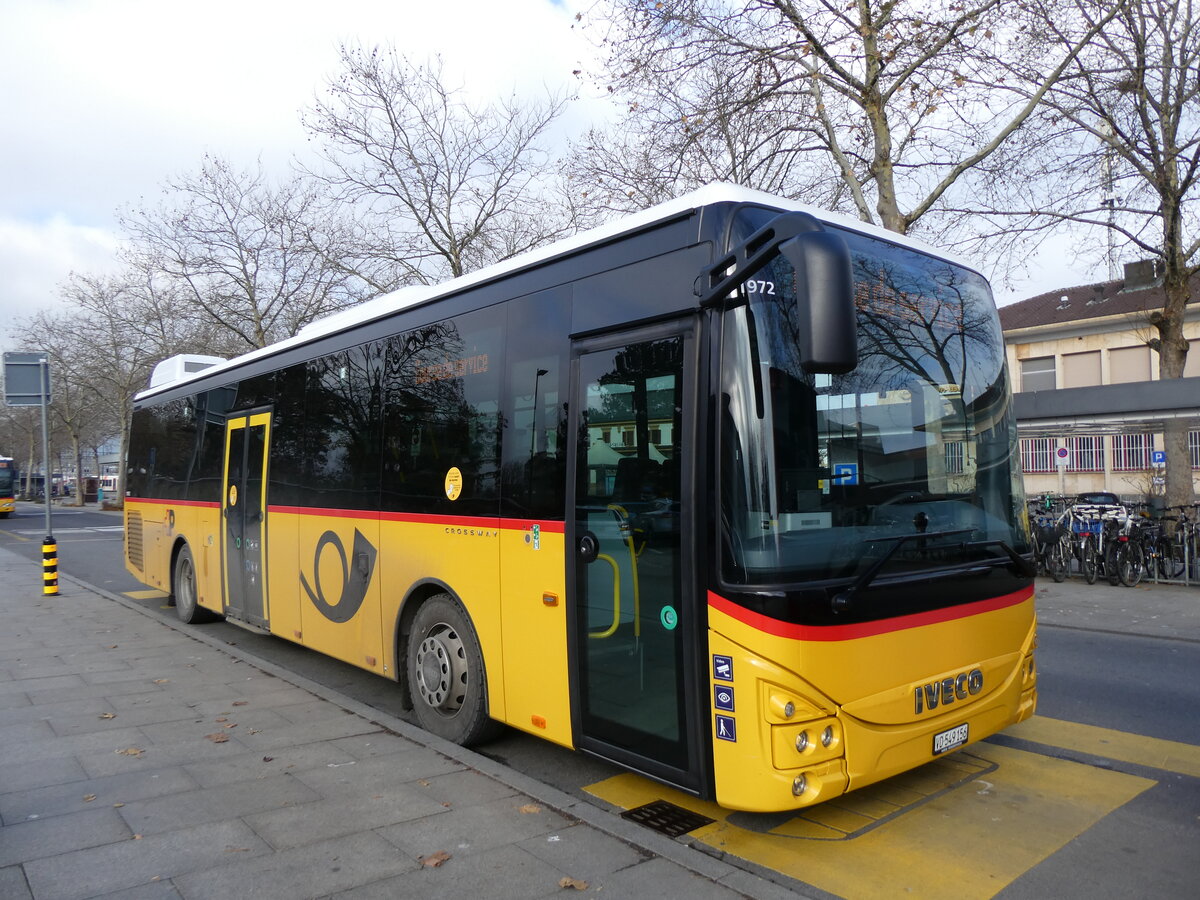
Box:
303 46 574 283
575 0 1117 237
120 155 367 352
1024 0 1200 507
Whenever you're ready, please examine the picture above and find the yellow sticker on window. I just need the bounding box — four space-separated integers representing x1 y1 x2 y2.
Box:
228 484 238 507
444 467 463 501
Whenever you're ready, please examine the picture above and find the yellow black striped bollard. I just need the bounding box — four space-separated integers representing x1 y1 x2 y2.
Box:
43 535 58 596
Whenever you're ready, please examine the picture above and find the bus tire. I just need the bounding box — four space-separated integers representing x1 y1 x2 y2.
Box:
172 544 214 624
407 593 502 746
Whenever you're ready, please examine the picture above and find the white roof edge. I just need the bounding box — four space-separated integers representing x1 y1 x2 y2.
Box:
135 183 980 400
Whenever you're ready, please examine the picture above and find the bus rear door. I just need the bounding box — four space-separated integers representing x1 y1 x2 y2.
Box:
221 410 272 628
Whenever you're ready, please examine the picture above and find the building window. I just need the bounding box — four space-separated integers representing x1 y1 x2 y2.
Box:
1019 356 1055 392
1112 433 1153 471
1067 435 1104 472
945 440 965 475
1190 431 1200 469
1062 351 1101 388
1020 438 1056 473
1109 346 1152 384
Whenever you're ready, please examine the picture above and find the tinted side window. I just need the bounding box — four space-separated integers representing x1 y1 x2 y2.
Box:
382 308 504 517
306 342 386 511
501 289 569 519
127 399 198 500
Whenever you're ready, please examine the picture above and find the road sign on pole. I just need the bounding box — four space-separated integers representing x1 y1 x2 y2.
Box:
3 351 52 406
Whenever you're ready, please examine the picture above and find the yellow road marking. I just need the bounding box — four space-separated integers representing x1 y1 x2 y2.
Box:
125 589 170 601
1006 715 1200 779
588 743 1153 900
0 529 32 542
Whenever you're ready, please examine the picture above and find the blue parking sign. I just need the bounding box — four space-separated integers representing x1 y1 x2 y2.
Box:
832 463 858 485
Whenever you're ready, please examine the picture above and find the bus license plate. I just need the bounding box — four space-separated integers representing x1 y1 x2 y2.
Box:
933 723 969 755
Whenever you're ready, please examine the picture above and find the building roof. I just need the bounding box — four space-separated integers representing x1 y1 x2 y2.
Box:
999 269 1199 332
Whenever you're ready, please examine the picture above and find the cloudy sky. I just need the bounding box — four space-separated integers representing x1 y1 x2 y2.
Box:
0 0 1099 357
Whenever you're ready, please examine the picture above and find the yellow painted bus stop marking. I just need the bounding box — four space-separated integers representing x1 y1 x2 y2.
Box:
588 743 1153 900
1007 715 1200 779
125 589 170 601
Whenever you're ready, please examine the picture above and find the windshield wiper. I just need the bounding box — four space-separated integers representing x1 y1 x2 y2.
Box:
961 539 1036 579
831 528 974 614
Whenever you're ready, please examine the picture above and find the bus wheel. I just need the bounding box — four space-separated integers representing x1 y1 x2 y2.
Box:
172 545 213 624
407 594 501 746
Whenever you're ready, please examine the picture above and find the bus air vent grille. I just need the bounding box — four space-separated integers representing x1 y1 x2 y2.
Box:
126 511 144 570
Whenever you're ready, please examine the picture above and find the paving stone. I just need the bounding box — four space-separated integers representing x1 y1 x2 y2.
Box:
1 725 154 767
582 856 747 898
1 765 198 823
0 864 33 900
0 806 132 867
22 818 270 900
330 843 570 900
377 794 571 861
244 782 451 850
91 880 184 899
0 673 85 697
289 747 464 796
328 731 425 760
518 822 649 881
0 755 87 794
116 774 321 836
414 768 520 808
229 713 384 752
182 742 361 789
171 831 418 900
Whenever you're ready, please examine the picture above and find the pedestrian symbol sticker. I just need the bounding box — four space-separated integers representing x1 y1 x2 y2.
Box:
716 715 737 743
714 685 734 712
713 654 733 682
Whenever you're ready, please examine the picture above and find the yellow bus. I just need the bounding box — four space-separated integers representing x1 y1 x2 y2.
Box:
124 185 1036 812
0 457 15 517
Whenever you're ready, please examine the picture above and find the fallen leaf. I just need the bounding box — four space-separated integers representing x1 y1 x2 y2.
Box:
225 846 251 853
83 794 96 803
205 733 230 743
116 747 144 757
232 701 248 706
215 717 228 723
133 834 143 840
113 803 125 808
262 756 275 763
99 713 117 720
519 804 542 814
559 876 589 890
152 679 169 684
421 850 452 868
223 722 238 729
107 645 118 649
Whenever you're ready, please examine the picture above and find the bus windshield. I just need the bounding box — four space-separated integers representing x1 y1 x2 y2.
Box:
719 226 1028 587
0 461 15 496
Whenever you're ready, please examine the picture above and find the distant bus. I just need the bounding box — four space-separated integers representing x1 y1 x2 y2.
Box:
125 185 1037 812
0 457 14 517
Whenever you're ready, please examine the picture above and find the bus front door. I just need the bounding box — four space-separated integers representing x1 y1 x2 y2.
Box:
221 411 271 628
569 321 706 794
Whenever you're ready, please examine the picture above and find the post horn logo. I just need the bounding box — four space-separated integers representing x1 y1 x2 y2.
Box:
300 529 378 623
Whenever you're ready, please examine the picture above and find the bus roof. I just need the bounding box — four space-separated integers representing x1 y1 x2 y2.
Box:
137 183 982 400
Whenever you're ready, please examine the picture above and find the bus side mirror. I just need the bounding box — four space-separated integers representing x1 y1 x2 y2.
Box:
779 232 858 375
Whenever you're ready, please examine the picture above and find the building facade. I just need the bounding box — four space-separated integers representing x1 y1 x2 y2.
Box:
1000 266 1200 503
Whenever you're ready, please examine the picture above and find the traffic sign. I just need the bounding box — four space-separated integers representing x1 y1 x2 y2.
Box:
1151 450 1167 467
3 351 51 406
1056 446 1069 467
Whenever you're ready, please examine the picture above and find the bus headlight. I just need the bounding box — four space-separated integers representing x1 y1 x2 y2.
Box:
795 731 809 753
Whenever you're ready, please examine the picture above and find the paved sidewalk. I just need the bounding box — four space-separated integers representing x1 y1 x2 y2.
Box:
0 546 794 900
1034 573 1200 643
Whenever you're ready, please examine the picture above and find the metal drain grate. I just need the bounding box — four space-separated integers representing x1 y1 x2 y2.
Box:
620 800 715 837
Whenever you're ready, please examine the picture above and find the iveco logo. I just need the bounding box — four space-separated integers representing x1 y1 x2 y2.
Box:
914 668 983 714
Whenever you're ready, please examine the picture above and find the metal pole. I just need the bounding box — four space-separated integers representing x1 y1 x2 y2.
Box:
40 357 52 536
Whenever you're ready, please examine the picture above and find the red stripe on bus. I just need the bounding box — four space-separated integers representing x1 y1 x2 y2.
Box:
125 498 221 509
266 506 566 533
707 586 1034 642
